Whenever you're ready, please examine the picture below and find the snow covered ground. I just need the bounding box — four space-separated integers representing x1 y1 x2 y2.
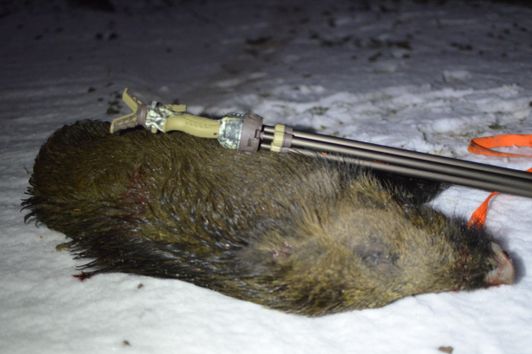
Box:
1 1 531 353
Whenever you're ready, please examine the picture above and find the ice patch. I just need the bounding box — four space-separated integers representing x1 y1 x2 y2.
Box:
270 84 326 101
213 77 245 88
373 60 400 73
430 117 468 133
442 70 472 83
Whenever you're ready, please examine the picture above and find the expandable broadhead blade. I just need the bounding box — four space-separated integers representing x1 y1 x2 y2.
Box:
110 113 138 133
109 88 147 134
122 88 142 111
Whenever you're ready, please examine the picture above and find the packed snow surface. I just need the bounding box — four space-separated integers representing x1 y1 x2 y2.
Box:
1 1 531 353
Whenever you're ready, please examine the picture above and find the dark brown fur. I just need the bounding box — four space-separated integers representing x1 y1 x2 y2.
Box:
23 120 510 316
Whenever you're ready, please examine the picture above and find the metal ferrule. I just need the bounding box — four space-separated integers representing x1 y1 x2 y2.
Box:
217 113 264 151
217 115 245 150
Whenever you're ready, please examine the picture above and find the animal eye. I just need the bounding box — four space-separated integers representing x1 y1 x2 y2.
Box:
362 251 385 266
